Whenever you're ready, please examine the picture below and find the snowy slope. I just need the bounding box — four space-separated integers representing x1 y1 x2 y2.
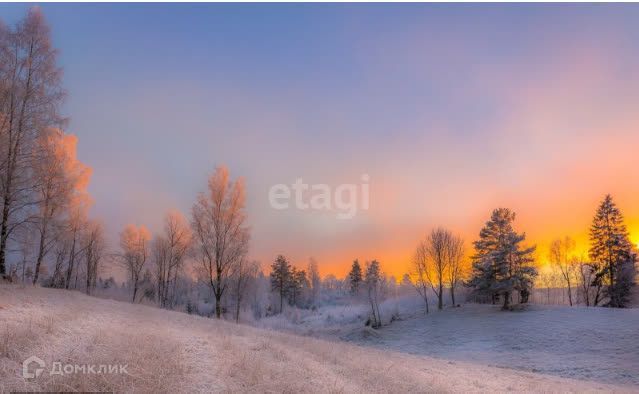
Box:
0 286 635 393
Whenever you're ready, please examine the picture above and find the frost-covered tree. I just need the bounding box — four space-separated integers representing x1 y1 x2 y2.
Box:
119 224 151 302
588 195 636 308
348 259 362 295
424 228 465 310
63 200 90 290
469 208 537 310
307 257 321 307
446 234 465 307
288 267 308 307
31 128 91 285
548 236 579 306
0 8 66 277
270 255 291 313
191 166 249 318
423 228 449 310
230 259 259 322
364 260 382 328
81 220 105 295
412 229 464 310
411 241 430 314
153 211 191 308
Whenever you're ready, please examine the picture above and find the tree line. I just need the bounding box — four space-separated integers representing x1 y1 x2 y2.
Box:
0 9 103 294
376 195 636 314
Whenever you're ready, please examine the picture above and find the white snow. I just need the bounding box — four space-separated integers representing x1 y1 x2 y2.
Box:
0 286 636 393
344 303 639 386
258 296 639 388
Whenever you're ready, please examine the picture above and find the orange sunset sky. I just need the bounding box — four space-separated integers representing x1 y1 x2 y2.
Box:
3 4 639 279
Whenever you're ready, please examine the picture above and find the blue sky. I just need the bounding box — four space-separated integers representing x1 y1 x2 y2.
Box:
2 4 639 276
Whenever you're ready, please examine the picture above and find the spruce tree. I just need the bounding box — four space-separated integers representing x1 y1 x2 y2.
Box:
348 259 363 295
469 208 537 310
270 255 291 313
589 194 636 307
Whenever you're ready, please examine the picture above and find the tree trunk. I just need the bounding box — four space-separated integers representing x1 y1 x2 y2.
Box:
593 283 602 306
215 294 222 318
215 267 223 318
33 224 47 285
235 294 241 323
450 285 456 306
65 231 77 289
421 284 429 314
74 266 79 289
369 290 378 327
280 288 284 314
86 269 91 295
0 194 10 276
567 283 573 306
502 291 511 310
0 112 16 278
374 295 382 328
608 249 615 306
438 282 443 310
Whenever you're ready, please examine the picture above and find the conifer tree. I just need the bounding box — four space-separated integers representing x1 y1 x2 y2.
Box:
348 259 363 295
270 255 291 313
589 194 636 307
469 208 537 310
288 267 308 307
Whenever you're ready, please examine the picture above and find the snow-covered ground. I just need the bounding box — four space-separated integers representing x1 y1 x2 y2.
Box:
1 286 633 392
345 303 639 386
258 296 639 388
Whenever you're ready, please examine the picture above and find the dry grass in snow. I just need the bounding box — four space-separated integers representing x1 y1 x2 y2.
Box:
0 285 634 393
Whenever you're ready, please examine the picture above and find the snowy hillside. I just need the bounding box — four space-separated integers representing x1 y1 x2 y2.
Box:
0 286 635 393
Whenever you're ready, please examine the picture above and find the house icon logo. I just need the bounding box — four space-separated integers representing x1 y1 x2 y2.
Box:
22 356 45 379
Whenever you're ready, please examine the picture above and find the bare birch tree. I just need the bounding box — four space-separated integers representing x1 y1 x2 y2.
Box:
82 220 105 295
31 128 90 284
50 236 68 287
119 224 151 302
445 232 465 306
549 236 578 306
15 226 35 284
63 197 90 289
154 211 191 308
191 166 249 318
577 255 597 306
411 240 430 314
230 259 259 323
424 228 453 310
0 8 66 276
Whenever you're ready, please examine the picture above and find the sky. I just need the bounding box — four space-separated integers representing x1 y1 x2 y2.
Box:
2 4 639 278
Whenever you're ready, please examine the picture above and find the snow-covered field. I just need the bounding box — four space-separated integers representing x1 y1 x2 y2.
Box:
0 286 635 393
345 303 639 386
258 295 639 388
